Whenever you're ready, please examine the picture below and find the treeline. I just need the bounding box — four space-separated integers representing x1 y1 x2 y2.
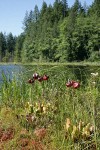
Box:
0 0 100 62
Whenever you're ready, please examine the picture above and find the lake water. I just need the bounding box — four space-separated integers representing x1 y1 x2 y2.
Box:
0 64 99 84
0 64 23 83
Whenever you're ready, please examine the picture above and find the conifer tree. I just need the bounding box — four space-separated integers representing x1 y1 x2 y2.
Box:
0 32 6 61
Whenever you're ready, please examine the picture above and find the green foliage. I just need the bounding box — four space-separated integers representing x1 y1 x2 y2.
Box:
0 32 7 61
14 34 25 62
0 65 100 149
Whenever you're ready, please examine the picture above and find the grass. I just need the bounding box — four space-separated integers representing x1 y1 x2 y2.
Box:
0 61 100 66
0 65 100 149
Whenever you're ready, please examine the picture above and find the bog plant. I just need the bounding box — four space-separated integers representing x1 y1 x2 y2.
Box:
0 68 99 150
64 118 96 149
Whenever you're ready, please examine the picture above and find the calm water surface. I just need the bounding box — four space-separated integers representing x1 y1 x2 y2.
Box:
0 64 23 83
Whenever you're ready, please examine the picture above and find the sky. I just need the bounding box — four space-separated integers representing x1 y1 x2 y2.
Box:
0 0 94 36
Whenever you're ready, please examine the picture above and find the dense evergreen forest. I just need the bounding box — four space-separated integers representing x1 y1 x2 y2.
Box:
0 0 100 62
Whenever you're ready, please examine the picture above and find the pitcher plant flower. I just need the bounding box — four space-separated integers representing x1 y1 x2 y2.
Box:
66 79 80 89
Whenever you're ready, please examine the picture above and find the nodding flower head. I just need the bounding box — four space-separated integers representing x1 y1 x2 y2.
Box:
33 73 39 80
38 76 43 82
28 79 34 84
66 79 75 87
66 79 80 89
72 82 80 89
43 75 49 80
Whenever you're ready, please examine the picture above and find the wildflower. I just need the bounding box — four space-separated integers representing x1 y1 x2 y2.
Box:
38 76 43 82
72 82 80 89
25 102 30 109
71 125 80 142
78 120 84 131
66 80 75 87
64 118 71 131
66 79 80 89
82 123 91 139
33 73 39 80
91 72 98 77
28 78 34 84
90 125 94 131
92 81 96 85
43 106 47 113
43 75 49 80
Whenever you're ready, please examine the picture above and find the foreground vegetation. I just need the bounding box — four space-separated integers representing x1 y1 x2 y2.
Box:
0 0 100 63
0 65 100 149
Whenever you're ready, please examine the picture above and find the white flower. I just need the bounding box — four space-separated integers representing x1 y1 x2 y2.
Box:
92 82 96 85
91 72 98 77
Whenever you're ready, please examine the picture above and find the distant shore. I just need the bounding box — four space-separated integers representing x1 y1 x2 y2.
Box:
0 62 100 67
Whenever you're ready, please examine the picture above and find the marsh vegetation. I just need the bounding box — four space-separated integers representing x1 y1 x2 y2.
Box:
0 64 99 149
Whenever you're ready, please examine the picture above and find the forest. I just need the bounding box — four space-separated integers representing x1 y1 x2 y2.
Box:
0 0 100 63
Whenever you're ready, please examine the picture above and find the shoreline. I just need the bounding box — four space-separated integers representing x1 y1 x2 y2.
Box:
0 62 100 67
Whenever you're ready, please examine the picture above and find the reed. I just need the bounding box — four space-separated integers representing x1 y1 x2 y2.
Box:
0 66 99 149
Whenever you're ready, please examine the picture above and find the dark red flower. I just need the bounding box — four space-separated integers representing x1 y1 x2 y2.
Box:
72 82 80 89
43 75 49 80
28 79 34 84
66 80 80 89
66 80 75 87
33 73 39 80
38 76 43 82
